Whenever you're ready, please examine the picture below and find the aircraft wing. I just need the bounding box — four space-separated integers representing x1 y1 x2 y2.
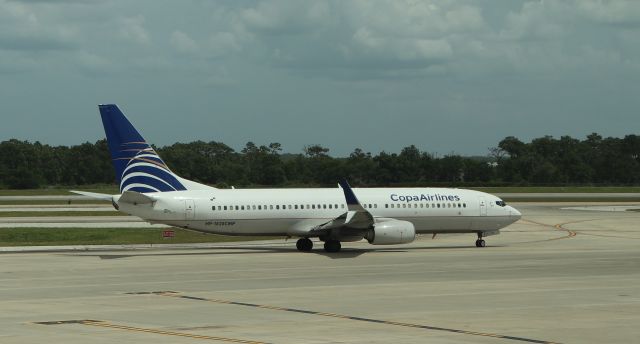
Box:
309 180 374 235
70 190 155 205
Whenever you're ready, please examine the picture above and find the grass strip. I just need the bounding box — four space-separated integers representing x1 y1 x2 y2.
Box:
0 211 122 217
0 227 274 246
501 197 640 202
0 188 119 196
0 200 111 205
470 186 640 193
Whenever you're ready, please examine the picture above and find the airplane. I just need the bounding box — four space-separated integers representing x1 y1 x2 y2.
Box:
73 104 522 253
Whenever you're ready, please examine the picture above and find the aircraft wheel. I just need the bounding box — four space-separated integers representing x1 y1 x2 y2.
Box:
296 238 313 252
323 240 341 253
475 239 486 247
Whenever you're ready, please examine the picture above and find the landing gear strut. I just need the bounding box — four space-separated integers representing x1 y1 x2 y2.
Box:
475 232 486 247
323 240 341 253
296 238 313 252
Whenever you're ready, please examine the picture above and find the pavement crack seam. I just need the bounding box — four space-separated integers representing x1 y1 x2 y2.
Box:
149 292 561 344
520 219 577 241
33 319 269 344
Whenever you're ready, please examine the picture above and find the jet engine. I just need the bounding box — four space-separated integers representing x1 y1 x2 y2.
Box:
365 220 416 245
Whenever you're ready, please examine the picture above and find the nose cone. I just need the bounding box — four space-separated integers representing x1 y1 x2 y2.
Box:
508 206 522 221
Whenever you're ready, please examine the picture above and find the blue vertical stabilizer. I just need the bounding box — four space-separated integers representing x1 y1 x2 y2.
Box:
99 104 187 193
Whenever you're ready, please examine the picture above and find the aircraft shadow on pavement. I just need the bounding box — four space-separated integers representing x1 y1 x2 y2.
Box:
68 244 479 260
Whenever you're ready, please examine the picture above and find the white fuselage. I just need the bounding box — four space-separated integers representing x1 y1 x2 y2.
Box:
115 187 521 237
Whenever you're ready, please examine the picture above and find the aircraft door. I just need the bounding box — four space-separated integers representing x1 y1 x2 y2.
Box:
184 199 195 220
479 197 487 216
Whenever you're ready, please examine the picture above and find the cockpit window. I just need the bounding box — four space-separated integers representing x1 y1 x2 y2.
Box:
495 200 506 207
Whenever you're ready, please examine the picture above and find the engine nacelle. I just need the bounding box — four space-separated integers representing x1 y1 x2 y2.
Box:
365 220 416 245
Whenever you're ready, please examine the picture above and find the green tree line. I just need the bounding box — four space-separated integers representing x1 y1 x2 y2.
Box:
0 133 638 189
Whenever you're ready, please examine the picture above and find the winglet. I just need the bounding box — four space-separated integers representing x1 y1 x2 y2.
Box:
339 179 359 205
339 178 366 213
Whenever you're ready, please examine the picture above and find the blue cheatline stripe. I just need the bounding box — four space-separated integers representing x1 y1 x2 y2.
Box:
122 165 186 191
121 175 176 192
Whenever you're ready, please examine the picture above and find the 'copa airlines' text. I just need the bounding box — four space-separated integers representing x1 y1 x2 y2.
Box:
390 194 461 202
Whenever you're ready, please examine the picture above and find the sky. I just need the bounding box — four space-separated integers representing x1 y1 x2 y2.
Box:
0 0 639 157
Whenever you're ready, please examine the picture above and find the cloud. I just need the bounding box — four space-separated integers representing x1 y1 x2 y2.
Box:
206 31 242 57
228 0 486 79
117 15 150 45
0 0 79 52
239 0 330 35
170 30 198 54
578 0 640 25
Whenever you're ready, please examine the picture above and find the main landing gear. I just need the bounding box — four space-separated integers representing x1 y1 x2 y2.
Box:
295 238 342 253
323 240 341 253
296 238 313 252
475 232 486 247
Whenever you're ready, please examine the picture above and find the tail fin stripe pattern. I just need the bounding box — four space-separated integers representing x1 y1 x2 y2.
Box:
121 173 178 192
99 104 187 194
121 158 185 192
122 165 184 190
122 183 160 193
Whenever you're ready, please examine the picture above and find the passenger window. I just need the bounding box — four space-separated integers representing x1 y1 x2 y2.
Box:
335 204 338 209
270 205 273 210
235 205 239 210
374 204 377 208
212 206 215 211
437 204 440 208
258 205 262 210
312 205 315 209
323 204 326 209
341 204 345 209
385 204 389 208
463 203 466 208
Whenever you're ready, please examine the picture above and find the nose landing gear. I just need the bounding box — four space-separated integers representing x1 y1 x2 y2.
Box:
475 232 486 247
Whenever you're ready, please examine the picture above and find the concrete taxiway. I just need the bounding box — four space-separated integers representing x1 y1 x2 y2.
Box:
1 202 639 343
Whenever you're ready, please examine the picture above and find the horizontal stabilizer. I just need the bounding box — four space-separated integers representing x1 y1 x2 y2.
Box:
70 190 114 201
118 191 155 205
